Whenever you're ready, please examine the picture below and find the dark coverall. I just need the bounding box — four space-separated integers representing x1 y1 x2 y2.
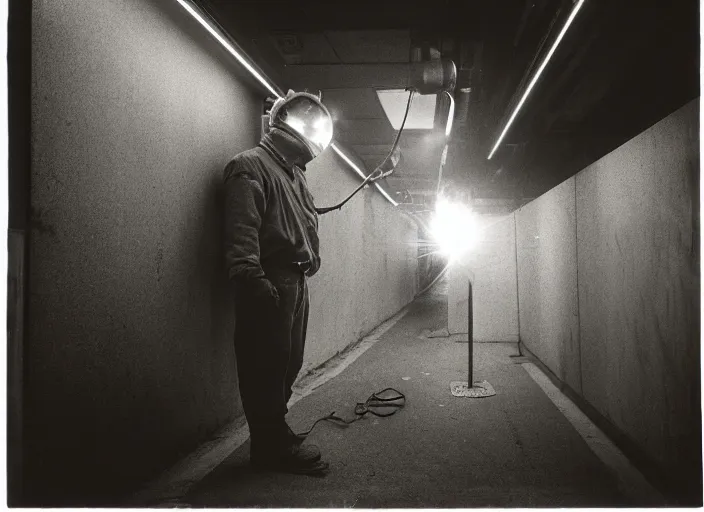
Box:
223 138 321 454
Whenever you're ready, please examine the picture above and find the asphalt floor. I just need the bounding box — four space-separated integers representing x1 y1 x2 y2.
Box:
184 287 634 507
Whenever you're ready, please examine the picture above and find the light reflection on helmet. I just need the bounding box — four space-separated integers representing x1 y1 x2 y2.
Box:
269 91 334 158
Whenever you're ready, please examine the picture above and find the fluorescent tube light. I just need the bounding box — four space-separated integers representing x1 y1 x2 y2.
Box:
174 0 281 98
487 0 586 160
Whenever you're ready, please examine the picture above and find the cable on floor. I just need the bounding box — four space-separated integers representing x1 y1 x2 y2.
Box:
296 387 406 438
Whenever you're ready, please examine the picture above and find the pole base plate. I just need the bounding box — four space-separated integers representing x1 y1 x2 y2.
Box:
450 380 496 398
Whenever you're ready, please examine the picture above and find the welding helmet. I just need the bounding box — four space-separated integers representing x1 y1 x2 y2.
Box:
269 90 334 159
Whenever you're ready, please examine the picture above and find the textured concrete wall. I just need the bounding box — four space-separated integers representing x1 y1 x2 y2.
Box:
27 0 418 505
304 147 418 371
447 214 519 342
28 0 256 504
516 99 700 503
515 178 581 392
575 99 700 501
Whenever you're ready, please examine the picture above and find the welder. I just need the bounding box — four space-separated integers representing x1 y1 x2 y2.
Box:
223 90 333 475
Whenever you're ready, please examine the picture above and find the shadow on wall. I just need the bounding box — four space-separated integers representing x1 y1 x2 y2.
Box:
25 168 242 506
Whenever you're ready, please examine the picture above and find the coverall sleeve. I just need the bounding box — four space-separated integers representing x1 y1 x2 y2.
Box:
223 159 276 298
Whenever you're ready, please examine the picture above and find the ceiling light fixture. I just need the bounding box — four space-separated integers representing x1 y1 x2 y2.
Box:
487 0 586 160
174 0 281 98
376 89 437 130
174 0 398 206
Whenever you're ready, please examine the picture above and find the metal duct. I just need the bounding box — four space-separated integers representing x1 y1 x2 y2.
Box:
409 58 457 94
456 88 471 126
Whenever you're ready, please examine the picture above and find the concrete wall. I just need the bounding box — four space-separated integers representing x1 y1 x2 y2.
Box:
27 0 417 505
575 100 700 502
304 147 418 371
447 214 519 342
516 99 700 503
515 178 581 392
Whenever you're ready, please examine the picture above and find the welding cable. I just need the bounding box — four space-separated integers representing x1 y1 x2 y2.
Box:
295 387 406 438
316 90 415 214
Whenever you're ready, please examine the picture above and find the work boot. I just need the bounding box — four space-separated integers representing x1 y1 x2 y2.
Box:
251 443 328 475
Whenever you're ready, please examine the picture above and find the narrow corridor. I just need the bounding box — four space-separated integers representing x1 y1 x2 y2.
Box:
181 285 657 508
11 1 699 506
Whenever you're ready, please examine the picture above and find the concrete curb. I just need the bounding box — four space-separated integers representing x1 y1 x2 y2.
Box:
521 362 667 506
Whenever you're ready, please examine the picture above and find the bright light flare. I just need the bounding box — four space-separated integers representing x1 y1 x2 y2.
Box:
283 114 333 151
430 197 480 261
285 117 306 134
311 116 334 147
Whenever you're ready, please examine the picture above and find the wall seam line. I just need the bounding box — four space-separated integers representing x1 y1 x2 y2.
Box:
574 176 583 394
513 211 521 349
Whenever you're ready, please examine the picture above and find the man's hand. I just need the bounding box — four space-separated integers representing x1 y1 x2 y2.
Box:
254 279 280 308
236 278 280 308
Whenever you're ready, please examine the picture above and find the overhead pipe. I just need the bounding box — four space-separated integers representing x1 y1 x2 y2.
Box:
455 87 471 126
285 60 458 93
409 58 457 95
435 90 456 197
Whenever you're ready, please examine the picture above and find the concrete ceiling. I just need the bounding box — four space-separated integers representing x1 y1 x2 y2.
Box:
268 30 412 65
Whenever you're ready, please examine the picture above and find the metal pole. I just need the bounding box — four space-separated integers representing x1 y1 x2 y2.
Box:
468 277 473 385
